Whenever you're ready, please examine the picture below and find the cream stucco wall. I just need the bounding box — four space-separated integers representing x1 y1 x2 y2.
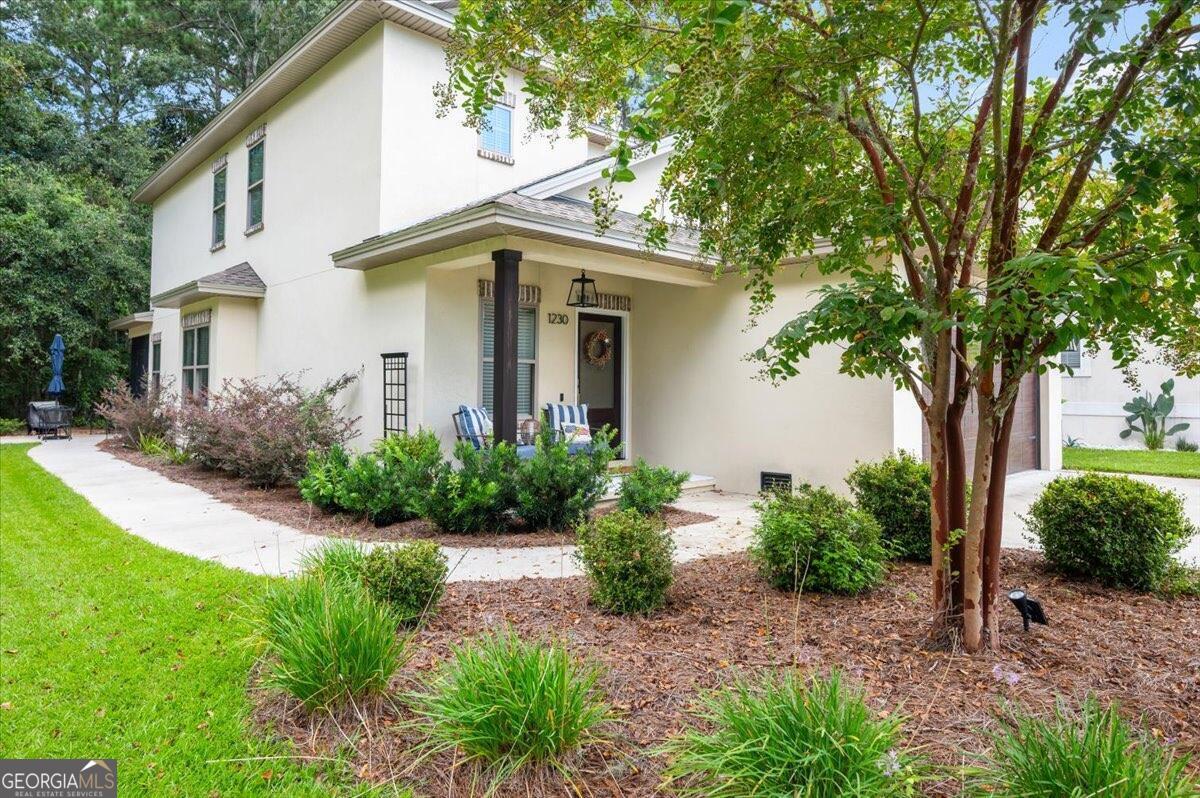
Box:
1062 343 1200 449
631 265 900 494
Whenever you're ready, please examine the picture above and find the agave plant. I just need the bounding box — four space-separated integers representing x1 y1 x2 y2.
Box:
1120 379 1190 450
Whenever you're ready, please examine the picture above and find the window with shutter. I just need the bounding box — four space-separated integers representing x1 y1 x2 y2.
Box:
480 300 536 416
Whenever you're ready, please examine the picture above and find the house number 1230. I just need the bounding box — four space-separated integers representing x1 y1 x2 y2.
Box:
547 313 569 325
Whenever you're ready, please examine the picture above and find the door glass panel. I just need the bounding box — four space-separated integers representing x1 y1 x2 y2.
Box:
579 318 616 409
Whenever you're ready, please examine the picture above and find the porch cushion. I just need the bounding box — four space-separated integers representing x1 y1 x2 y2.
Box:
457 404 493 449
561 422 592 445
544 402 589 435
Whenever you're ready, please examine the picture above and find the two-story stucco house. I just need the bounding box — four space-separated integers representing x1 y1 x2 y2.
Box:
109 0 1062 494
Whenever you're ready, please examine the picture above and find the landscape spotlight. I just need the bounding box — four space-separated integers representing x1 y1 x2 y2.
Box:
1007 589 1047 632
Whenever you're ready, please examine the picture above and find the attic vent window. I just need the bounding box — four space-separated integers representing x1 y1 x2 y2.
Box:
760 471 793 493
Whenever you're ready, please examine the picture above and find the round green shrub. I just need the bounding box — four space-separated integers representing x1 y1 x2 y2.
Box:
360 540 448 624
423 442 518 534
411 630 612 787
617 458 689 515
751 486 887 594
845 452 932 561
662 671 922 797
980 698 1198 797
1026 473 1196 591
514 425 616 531
260 577 404 711
575 508 675 614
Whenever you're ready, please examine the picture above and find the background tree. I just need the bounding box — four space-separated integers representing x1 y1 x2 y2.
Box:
0 0 336 420
439 0 1200 651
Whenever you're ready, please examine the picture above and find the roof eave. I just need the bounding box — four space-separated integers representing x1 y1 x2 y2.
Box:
330 202 709 272
108 311 155 331
151 282 266 309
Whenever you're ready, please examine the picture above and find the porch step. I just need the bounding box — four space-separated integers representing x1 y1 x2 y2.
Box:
599 473 717 505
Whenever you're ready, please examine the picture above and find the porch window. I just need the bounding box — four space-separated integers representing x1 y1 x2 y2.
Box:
481 300 536 416
182 325 210 399
246 141 264 232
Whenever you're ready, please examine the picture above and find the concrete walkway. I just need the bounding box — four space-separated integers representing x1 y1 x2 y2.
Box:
21 435 757 580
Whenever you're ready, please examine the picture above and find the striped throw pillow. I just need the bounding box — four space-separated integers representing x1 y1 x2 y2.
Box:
544 402 589 436
458 404 493 449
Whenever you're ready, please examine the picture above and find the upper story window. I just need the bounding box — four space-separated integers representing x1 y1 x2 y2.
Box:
478 94 515 164
211 162 227 250
1060 338 1091 376
246 140 265 232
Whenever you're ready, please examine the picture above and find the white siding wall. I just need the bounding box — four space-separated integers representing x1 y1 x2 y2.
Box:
1063 344 1200 449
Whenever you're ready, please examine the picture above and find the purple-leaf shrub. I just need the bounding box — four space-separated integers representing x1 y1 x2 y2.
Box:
180 372 359 486
96 378 177 449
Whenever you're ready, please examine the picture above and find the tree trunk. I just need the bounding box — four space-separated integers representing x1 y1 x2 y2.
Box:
962 388 997 653
981 386 1018 644
928 420 953 632
946 351 970 620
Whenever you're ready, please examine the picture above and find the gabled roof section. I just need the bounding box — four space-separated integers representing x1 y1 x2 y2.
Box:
133 0 454 205
152 262 267 308
331 189 706 272
516 138 674 200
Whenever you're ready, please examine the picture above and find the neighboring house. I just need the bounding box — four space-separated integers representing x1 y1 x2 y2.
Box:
1060 341 1200 449
109 0 1061 494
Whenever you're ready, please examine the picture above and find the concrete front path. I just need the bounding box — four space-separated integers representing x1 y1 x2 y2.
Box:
22 435 757 581
1002 468 1200 566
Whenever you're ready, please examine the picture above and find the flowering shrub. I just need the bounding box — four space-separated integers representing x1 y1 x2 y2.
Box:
96 378 177 449
180 373 358 487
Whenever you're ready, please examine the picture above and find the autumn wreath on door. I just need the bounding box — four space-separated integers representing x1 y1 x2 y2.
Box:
583 329 614 368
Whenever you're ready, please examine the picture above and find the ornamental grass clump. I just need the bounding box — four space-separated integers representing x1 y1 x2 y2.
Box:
979 698 1198 797
298 538 366 590
575 508 674 614
1026 473 1196 592
617 458 689 515
751 485 887 594
661 671 922 797
410 631 612 789
259 576 404 712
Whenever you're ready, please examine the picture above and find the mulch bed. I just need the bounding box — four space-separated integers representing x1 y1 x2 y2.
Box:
252 549 1200 796
99 438 715 548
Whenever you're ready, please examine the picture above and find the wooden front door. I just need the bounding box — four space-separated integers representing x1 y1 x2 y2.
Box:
578 313 623 448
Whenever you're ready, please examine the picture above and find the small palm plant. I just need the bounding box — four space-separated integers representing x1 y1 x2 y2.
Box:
1120 379 1190 450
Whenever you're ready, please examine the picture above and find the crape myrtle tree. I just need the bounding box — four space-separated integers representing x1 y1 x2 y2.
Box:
439 0 1200 651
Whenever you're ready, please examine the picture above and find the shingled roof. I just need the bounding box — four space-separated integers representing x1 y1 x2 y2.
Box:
151 262 266 308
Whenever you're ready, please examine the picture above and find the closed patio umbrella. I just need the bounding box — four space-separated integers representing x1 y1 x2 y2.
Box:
47 334 66 398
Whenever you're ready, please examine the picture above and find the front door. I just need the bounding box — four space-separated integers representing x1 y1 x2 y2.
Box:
578 313 623 449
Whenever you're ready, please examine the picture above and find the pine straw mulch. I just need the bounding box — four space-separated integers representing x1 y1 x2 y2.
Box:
251 549 1200 797
98 438 715 548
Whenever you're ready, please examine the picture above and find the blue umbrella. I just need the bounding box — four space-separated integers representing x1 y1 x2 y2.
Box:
47 334 65 398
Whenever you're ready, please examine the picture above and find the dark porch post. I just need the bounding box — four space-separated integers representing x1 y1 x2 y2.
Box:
491 248 521 444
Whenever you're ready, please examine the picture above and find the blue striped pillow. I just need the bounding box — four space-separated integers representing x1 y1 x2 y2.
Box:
458 404 493 449
544 402 589 435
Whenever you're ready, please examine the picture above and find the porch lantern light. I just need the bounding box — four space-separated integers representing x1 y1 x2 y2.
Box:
566 270 598 308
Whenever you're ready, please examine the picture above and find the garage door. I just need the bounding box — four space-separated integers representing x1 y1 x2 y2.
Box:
922 372 1040 474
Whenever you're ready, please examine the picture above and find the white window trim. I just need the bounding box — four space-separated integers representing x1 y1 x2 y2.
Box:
211 165 227 251
479 298 537 418
245 140 265 234
182 324 211 400
477 93 516 164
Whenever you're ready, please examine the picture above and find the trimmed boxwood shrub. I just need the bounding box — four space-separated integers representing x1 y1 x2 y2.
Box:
618 459 690 515
751 486 887 594
575 508 675 614
1026 473 1196 592
423 441 519 534
846 452 932 561
360 540 449 624
297 444 352 511
515 425 616 531
308 429 444 526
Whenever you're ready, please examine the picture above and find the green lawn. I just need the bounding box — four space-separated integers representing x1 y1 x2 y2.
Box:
0 444 386 797
1062 446 1200 479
